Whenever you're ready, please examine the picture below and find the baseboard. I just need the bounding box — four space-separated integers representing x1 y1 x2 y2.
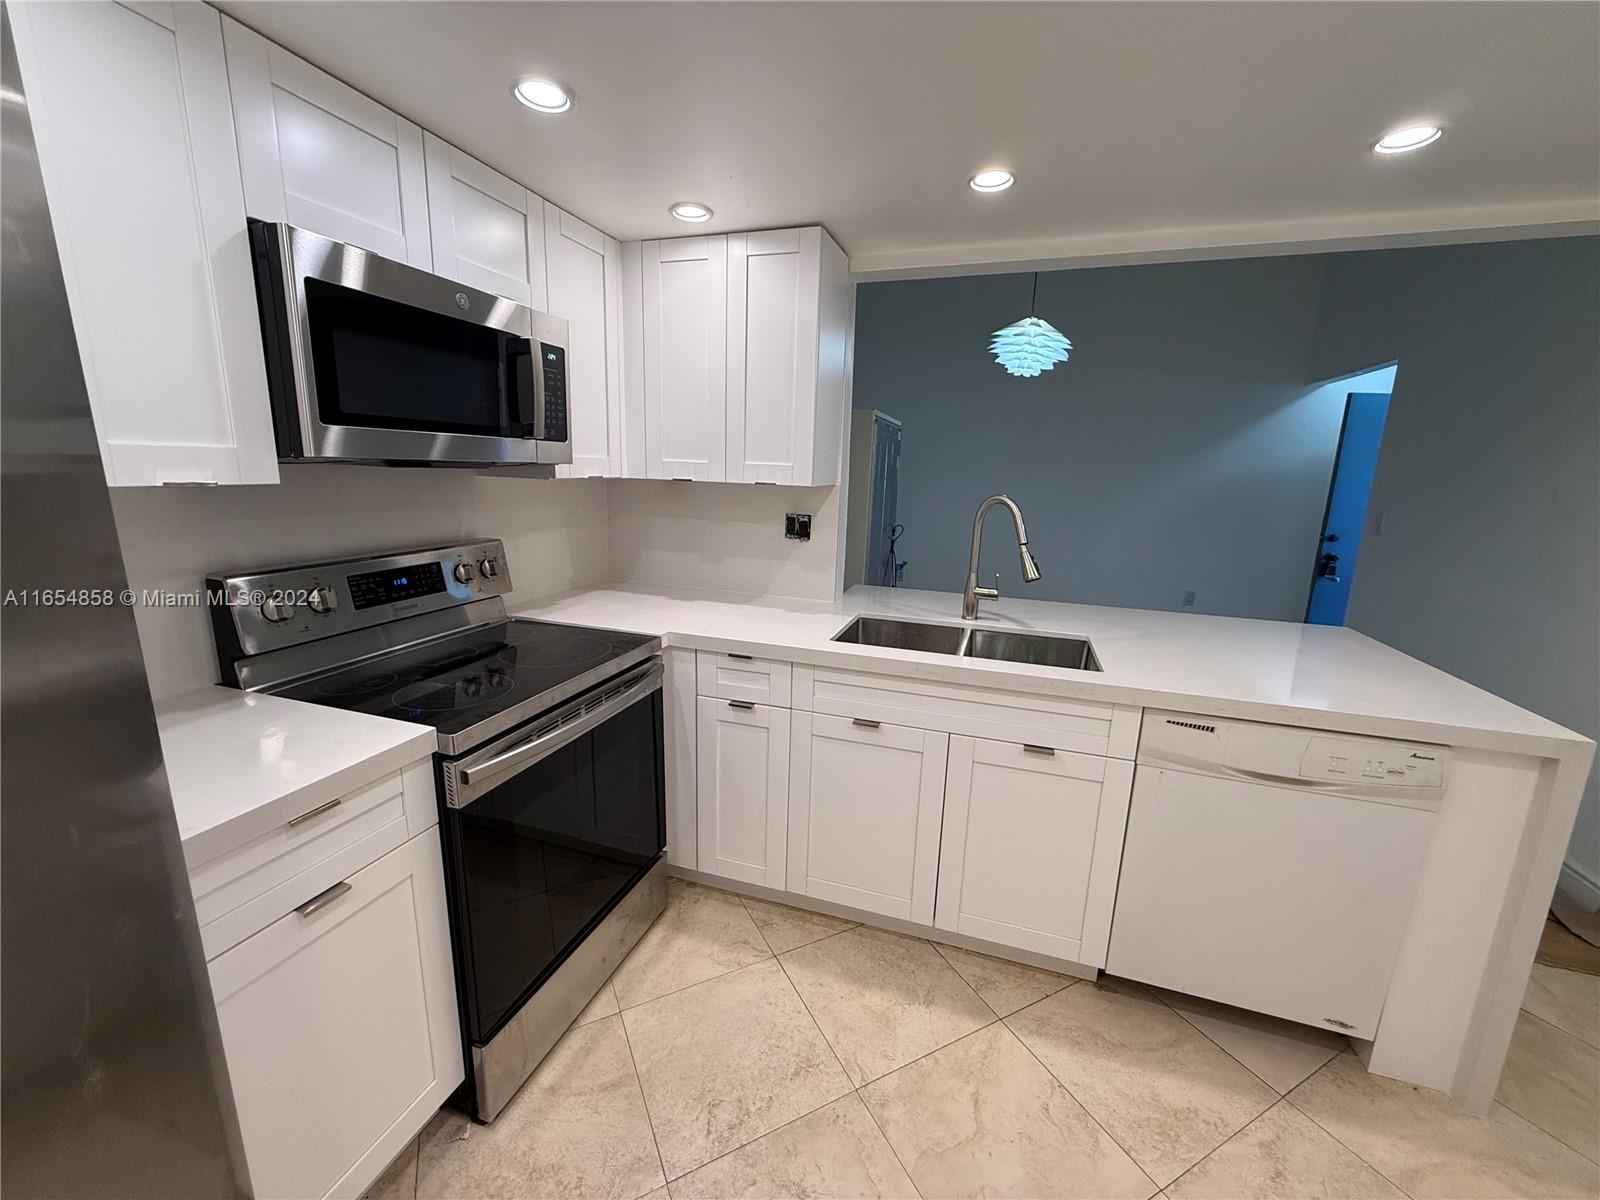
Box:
1557 859 1600 912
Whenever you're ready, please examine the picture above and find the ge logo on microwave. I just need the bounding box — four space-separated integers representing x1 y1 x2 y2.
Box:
455 293 470 310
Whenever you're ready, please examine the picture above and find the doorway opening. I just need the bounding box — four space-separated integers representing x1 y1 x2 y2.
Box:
1305 364 1397 626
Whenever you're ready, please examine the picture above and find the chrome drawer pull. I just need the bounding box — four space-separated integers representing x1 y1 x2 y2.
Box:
852 718 881 730
728 700 756 710
286 797 342 828
727 653 753 661
295 880 352 918
1023 743 1056 756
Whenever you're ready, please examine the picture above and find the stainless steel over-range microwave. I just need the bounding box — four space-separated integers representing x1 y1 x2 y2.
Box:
249 221 571 468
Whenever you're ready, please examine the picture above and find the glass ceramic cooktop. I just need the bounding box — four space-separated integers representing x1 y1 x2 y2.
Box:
273 619 656 739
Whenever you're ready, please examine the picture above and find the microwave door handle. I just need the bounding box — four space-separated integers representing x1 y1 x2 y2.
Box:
505 336 537 437
454 661 663 804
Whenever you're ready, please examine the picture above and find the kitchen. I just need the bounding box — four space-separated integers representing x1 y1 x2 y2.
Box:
2 3 1597 1199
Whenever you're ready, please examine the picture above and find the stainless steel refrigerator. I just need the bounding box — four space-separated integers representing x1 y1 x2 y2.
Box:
1 7 250 1195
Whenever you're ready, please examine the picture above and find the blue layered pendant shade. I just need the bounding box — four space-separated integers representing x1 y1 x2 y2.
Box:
990 272 1072 377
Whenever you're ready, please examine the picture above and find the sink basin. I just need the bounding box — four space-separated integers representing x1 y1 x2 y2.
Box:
964 628 1102 671
831 616 965 655
832 616 1101 671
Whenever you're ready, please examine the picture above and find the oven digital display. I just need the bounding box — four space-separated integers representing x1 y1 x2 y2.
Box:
347 561 447 610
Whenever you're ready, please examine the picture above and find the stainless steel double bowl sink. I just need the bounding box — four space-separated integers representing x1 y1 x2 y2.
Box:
833 616 1102 672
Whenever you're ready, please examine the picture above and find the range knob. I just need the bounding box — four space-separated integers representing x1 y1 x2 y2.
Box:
307 586 338 614
478 557 499 579
260 592 295 623
453 562 475 584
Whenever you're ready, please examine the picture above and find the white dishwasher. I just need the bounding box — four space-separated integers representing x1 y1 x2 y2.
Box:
1106 710 1446 1039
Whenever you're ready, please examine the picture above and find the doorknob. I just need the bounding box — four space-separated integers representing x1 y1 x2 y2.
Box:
1317 553 1341 582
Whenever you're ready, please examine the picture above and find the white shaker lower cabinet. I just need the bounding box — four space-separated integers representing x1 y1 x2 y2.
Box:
208 827 461 1200
10 0 278 486
696 698 790 887
546 204 625 477
423 134 548 308
787 713 948 923
223 16 431 268
935 737 1134 966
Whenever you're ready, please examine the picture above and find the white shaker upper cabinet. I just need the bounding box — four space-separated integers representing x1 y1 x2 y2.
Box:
223 16 431 268
10 0 278 486
423 134 548 308
787 712 948 924
545 203 623 477
726 228 851 486
642 236 728 481
934 737 1133 967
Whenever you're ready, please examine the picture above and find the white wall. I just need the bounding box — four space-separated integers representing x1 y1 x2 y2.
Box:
1306 236 1600 904
851 257 1346 619
604 479 842 600
111 467 610 699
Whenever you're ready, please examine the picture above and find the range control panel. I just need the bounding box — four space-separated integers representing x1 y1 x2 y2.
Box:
208 539 512 664
1301 737 1445 787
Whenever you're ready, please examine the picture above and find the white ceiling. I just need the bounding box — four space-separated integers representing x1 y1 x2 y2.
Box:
218 2 1600 277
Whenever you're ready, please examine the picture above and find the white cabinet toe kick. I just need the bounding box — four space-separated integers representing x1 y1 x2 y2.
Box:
664 648 1580 1114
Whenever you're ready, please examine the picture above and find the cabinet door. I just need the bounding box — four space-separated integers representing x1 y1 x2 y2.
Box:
642 236 727 481
788 713 947 923
10 0 278 487
935 737 1133 966
546 203 623 477
423 134 547 307
696 697 789 888
209 829 462 1200
726 228 820 484
223 17 430 268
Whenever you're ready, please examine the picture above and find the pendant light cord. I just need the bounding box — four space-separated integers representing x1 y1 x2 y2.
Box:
1030 271 1039 317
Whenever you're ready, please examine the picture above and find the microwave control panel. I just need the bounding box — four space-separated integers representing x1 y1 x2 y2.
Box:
540 344 567 442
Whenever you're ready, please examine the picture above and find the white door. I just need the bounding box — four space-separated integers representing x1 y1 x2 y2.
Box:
726 228 819 484
209 830 462 1200
546 203 623 477
788 713 948 923
223 16 431 267
11 0 278 487
936 738 1133 966
423 134 547 307
642 236 727 480
696 698 790 887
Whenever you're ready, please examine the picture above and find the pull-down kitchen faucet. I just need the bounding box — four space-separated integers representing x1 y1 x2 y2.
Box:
962 494 1042 619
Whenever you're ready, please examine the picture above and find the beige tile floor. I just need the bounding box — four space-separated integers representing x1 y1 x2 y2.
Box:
366 881 1600 1200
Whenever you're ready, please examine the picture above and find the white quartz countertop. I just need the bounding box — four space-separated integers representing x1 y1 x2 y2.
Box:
515 584 1591 758
156 685 435 869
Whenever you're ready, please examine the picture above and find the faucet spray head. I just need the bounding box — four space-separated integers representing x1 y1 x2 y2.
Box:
1020 544 1042 582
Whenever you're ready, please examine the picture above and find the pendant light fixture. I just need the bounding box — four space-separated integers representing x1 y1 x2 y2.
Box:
989 272 1072 378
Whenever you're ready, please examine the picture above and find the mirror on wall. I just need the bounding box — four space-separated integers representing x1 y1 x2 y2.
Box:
842 235 1597 628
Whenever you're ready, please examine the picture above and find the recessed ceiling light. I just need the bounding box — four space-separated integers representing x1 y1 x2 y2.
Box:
969 169 1015 193
669 201 713 223
512 78 572 114
1374 124 1442 154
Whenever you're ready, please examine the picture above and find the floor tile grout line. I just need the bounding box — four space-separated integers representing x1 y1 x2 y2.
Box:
730 888 858 958
1496 1005 1600 1165
771 950 925 1199
1160 1096 1289 1197
613 1009 673 1195
1279 1090 1419 1200
616 950 774 1016
1153 987 1340 1100
997 1003 1163 1196
660 1089 864 1188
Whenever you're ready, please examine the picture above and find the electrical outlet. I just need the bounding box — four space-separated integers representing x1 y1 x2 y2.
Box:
785 512 812 541
1183 590 1196 607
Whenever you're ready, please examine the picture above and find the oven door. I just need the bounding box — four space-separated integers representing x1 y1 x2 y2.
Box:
252 221 570 466
439 659 664 1045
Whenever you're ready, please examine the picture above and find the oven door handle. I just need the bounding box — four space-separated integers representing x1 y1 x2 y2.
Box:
453 660 663 804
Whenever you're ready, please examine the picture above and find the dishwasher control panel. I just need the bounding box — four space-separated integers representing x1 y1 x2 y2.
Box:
1301 738 1445 787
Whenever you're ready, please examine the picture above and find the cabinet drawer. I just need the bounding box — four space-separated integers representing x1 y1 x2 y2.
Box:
190 765 434 959
209 828 462 1199
697 651 793 706
793 664 1139 758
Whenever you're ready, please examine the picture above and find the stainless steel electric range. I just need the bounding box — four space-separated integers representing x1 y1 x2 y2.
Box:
208 539 667 1122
